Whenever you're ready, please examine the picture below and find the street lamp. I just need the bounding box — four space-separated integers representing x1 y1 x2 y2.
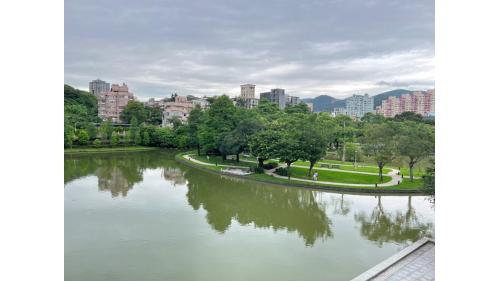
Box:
354 150 357 168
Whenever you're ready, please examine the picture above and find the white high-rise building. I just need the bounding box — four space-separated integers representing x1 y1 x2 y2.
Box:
239 84 259 109
346 94 374 118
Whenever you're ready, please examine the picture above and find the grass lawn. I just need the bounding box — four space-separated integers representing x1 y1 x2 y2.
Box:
288 167 391 184
396 178 425 189
64 146 159 154
293 160 392 174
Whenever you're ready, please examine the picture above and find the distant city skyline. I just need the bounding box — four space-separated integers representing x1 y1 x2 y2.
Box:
65 0 434 100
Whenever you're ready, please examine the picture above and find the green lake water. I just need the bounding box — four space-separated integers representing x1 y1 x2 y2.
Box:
65 150 434 281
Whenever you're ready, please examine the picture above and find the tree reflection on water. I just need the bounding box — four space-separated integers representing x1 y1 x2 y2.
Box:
354 195 433 246
64 151 184 197
184 170 333 246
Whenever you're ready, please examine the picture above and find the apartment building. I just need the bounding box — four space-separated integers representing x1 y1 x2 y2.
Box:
376 89 435 117
260 88 286 109
97 83 134 123
346 93 374 118
162 96 195 127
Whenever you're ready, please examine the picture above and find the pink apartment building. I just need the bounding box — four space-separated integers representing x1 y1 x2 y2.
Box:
162 96 195 127
376 89 435 117
98 83 135 123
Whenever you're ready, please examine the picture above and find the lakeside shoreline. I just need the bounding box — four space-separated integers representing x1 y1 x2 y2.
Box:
175 152 424 195
64 146 160 154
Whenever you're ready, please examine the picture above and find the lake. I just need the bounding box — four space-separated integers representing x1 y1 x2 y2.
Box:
64 150 434 281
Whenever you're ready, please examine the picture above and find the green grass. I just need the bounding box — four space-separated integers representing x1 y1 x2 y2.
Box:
177 153 422 191
292 160 392 174
396 178 425 189
64 146 159 154
288 167 391 184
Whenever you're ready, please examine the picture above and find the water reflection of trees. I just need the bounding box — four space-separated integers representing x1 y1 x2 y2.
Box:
184 171 333 246
64 151 185 197
354 196 432 246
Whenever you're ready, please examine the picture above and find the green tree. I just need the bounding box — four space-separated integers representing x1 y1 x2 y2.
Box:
85 123 97 140
99 119 113 142
110 131 120 146
422 158 435 198
134 131 142 145
120 100 146 124
77 130 89 145
249 129 280 168
144 106 163 125
397 121 435 181
285 103 309 114
64 84 99 123
187 106 205 155
361 122 398 180
299 115 328 176
198 95 237 155
143 131 151 146
393 111 424 123
130 116 139 140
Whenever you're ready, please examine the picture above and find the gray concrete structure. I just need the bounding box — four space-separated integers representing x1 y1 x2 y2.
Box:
260 88 286 109
351 238 435 281
89 79 110 96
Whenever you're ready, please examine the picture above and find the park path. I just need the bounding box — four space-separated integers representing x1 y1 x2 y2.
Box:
183 154 404 187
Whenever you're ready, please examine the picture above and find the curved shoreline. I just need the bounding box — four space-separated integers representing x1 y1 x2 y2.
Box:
175 153 424 195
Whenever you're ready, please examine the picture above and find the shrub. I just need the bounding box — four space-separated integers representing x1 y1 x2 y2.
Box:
77 130 89 145
252 166 265 174
263 162 278 170
275 167 289 176
110 132 120 146
93 139 101 146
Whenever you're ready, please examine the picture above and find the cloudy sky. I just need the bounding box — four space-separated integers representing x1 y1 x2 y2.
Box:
65 0 434 100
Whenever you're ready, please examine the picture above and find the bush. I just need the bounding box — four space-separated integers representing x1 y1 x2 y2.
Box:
252 166 265 174
275 167 289 176
110 132 120 146
77 130 89 145
263 162 278 170
93 139 102 146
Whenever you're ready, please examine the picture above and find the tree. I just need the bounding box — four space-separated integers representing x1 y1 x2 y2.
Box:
134 131 142 145
393 111 424 123
77 130 90 145
422 158 435 198
144 106 163 125
110 132 120 146
272 117 308 179
64 84 99 123
130 116 139 140
362 122 398 180
64 122 74 148
198 95 237 155
143 131 151 146
100 119 113 142
397 121 435 181
298 115 328 176
249 129 280 168
285 103 309 114
120 100 146 124
85 123 97 140
187 106 205 155
222 117 265 162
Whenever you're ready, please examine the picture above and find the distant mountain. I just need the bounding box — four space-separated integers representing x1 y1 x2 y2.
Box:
302 89 414 112
373 89 412 107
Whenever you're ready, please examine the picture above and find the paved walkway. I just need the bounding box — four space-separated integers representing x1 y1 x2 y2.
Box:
351 238 435 281
183 154 404 187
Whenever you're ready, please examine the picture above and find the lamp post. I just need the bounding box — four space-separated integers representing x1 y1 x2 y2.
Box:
354 149 357 168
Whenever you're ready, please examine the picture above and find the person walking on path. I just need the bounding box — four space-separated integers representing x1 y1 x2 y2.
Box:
313 171 319 181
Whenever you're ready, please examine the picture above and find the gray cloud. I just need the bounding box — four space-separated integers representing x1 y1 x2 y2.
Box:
65 0 434 100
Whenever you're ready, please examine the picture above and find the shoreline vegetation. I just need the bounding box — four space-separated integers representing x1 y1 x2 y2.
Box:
64 146 159 154
175 152 425 194
65 85 434 195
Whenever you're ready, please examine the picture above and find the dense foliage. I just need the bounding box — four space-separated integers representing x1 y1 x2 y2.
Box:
65 91 434 185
